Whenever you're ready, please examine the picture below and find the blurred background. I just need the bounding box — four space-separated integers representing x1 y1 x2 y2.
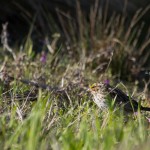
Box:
0 0 149 46
0 0 150 82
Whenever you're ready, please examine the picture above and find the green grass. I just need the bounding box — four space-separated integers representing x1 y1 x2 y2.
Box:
0 53 150 150
0 4 150 149
0 92 150 150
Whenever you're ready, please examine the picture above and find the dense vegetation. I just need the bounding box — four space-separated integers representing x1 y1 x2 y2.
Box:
0 1 150 149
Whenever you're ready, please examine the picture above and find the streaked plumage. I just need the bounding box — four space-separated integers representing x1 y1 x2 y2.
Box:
90 83 150 113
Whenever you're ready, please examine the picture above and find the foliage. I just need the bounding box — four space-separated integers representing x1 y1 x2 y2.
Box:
0 1 150 149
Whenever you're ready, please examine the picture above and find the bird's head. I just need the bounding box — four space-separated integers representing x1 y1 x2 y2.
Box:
89 83 107 94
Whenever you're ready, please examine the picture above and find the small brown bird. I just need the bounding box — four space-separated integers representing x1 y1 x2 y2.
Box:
89 82 150 113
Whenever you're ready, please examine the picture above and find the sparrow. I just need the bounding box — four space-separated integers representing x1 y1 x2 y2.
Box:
89 82 150 113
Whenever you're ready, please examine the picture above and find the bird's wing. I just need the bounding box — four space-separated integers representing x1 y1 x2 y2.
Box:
106 85 139 111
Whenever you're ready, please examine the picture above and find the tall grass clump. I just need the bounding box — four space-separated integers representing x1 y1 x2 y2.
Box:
52 1 150 80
